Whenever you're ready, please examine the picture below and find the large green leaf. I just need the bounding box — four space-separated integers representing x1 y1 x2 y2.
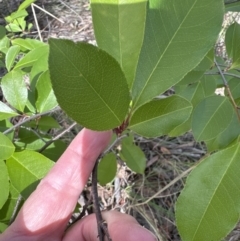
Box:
120 135 146 174
225 22 240 69
0 132 15 160
91 0 147 88
0 160 9 209
132 0 224 109
192 96 234 141
1 70 28 112
0 101 19 121
6 150 54 199
11 38 45 51
129 95 192 137
49 39 130 131
36 71 58 113
176 143 240 241
97 153 117 186
226 77 240 100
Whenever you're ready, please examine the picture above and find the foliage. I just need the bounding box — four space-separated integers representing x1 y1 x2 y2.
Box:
1 0 240 240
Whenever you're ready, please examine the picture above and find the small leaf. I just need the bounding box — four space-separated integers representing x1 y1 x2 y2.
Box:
129 96 192 137
0 160 9 209
36 71 58 112
49 39 130 131
205 112 240 152
192 96 234 141
225 22 240 69
1 70 28 112
11 38 46 51
0 184 23 225
6 150 54 199
5 45 20 71
5 23 23 33
0 36 10 54
0 101 19 121
132 0 224 109
98 153 117 186
14 45 48 70
120 135 146 174
91 0 147 88
226 77 240 100
18 0 36 11
0 132 15 160
25 116 60 131
0 222 8 233
176 143 240 241
0 26 6 40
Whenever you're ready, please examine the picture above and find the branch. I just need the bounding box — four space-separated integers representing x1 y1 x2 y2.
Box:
3 106 61 135
214 59 240 121
205 72 240 79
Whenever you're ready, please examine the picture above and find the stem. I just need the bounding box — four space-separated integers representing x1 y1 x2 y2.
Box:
205 72 240 79
214 59 240 121
3 107 60 135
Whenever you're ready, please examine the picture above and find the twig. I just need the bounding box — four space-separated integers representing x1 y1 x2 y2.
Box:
9 195 23 225
31 3 42 42
3 106 60 135
91 134 127 241
38 122 77 153
205 72 240 79
214 59 240 121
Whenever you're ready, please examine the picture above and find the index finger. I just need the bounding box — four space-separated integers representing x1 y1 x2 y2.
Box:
5 128 112 240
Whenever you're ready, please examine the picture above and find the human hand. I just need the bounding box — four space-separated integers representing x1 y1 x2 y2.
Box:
0 128 156 241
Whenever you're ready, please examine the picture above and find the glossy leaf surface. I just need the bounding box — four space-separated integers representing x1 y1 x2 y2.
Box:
192 96 234 141
49 39 130 130
176 143 240 241
98 153 117 186
5 45 20 72
132 0 224 109
91 0 147 88
0 101 19 121
129 96 192 137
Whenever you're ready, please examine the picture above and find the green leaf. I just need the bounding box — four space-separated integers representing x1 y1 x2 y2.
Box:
129 95 192 137
6 23 23 33
225 1 240 12
97 153 117 186
176 143 240 241
5 45 20 71
41 140 67 162
0 101 19 121
205 112 240 152
0 222 8 233
24 116 60 131
0 184 23 226
35 71 58 112
131 0 224 109
192 96 234 141
120 135 146 174
6 150 54 199
18 0 36 11
8 10 28 21
225 22 240 69
0 160 9 209
11 38 46 51
49 39 130 131
0 36 10 54
14 45 49 70
91 0 147 88
1 70 28 112
0 132 15 160
0 26 6 40
201 75 217 97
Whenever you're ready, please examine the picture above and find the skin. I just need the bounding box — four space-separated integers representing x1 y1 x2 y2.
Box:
0 128 156 241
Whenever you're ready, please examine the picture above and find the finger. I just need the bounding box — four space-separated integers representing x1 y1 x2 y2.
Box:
4 129 112 240
63 211 157 241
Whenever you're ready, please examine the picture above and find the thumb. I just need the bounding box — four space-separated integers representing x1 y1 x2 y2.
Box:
63 211 157 241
